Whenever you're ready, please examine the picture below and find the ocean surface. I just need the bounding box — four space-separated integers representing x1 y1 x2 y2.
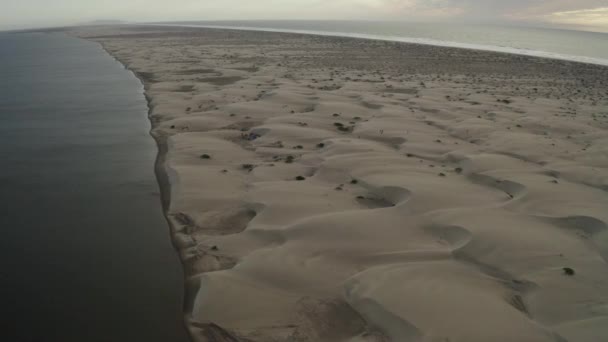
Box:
158 20 608 66
0 32 189 342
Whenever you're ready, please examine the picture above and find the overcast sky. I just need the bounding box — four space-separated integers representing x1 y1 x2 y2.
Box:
2 0 607 32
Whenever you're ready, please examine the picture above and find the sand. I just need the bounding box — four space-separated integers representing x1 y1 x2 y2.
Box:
74 25 608 342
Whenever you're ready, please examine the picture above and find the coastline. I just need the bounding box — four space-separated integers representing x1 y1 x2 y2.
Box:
149 23 608 67
76 25 608 341
90 37 193 334
92 38 217 341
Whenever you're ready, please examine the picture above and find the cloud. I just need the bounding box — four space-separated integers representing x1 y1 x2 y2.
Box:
370 0 608 30
545 7 608 28
360 0 464 18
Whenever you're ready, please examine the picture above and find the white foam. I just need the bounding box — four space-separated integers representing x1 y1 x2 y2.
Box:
146 23 608 67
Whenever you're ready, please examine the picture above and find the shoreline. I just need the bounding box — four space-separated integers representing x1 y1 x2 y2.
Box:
77 25 608 341
90 39 193 340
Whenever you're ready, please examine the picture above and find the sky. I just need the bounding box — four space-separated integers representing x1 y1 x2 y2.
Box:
1 0 608 32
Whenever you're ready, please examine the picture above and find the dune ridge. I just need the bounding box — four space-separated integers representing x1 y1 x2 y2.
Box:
76 25 608 342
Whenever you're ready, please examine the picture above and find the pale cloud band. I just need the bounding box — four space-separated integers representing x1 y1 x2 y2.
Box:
546 7 608 28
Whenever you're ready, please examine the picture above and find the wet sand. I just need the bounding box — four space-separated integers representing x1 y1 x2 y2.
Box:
76 25 608 342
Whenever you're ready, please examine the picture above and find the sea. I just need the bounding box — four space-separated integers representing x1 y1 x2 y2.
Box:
0 32 189 342
158 20 608 66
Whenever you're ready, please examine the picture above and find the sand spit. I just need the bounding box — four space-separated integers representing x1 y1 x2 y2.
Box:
75 25 608 342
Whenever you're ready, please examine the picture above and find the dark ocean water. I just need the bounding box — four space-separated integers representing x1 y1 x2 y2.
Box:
160 20 608 66
0 32 189 342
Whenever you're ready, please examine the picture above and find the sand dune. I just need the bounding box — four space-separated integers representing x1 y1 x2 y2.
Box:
75 26 608 341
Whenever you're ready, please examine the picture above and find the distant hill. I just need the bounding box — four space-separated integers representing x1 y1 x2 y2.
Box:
3 20 130 34
7 26 72 34
84 20 129 26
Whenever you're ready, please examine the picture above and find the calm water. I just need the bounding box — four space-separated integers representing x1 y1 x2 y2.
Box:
0 33 189 342
160 20 608 66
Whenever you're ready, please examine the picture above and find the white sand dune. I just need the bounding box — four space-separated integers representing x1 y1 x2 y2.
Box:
76 26 608 341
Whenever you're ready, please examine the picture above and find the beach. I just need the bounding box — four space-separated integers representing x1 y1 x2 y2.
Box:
76 25 608 342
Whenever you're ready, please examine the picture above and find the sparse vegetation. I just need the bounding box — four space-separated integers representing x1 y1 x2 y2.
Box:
295 176 306 181
200 154 211 159
337 125 353 132
563 267 575 276
242 164 255 172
